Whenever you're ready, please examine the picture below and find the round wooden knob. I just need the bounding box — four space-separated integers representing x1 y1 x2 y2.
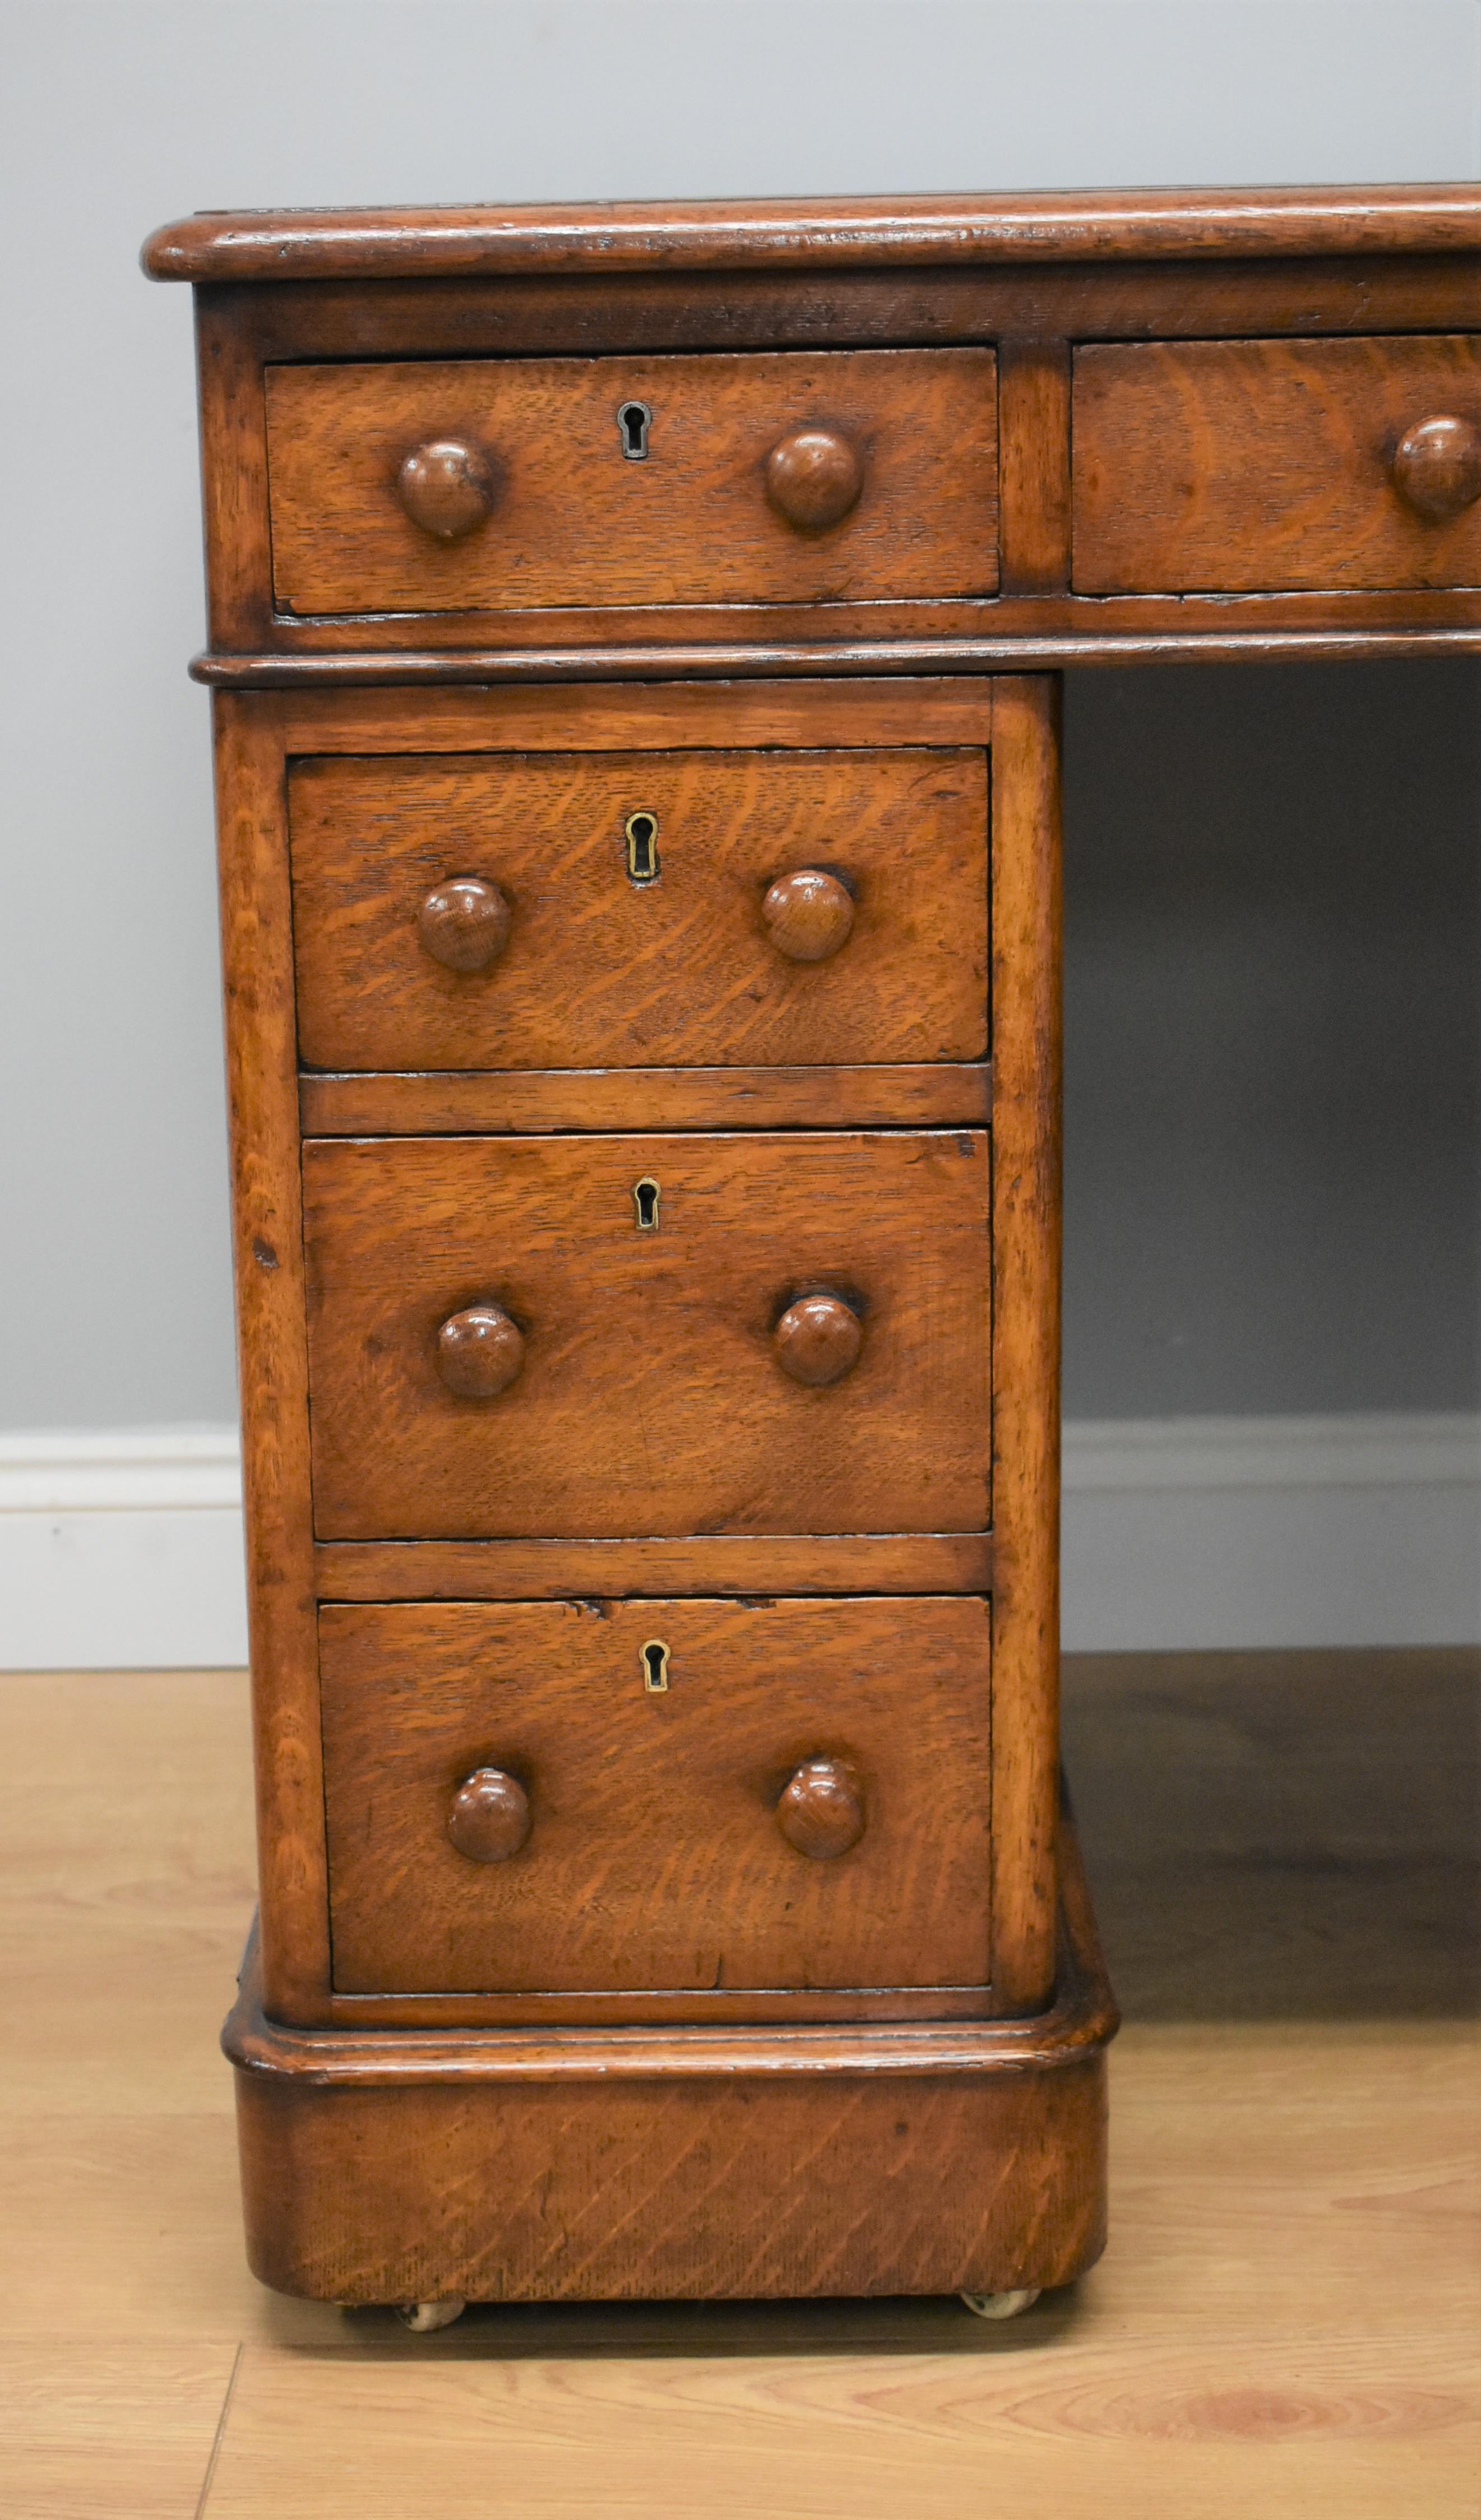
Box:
762 869 855 963
417 877 511 973
1391 415 1481 521
772 1293 862 1387
435 1303 525 1399
396 438 496 541
775 1757 864 1859
447 1768 530 1863
763 427 863 532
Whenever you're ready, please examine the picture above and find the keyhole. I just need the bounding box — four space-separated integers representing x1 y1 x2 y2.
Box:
625 810 660 884
633 1176 660 1231
642 1639 670 1693
618 400 652 460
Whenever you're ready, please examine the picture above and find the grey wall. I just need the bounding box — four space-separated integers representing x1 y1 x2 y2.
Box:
1063 663 1481 1418
2 0 1477 1432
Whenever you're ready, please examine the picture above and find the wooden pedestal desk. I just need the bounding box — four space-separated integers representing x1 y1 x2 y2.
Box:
144 185 1481 2323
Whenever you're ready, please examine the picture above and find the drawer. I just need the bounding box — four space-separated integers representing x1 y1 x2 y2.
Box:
302 1130 991 1540
318 1596 992 1996
263 348 998 616
1072 335 1481 592
290 747 989 1072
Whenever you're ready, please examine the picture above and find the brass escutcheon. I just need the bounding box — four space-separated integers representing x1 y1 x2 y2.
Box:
625 810 660 883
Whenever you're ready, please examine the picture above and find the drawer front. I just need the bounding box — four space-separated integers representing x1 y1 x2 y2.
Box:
319 1596 992 1996
264 348 998 615
1073 335 1481 592
302 1131 991 1540
290 747 989 1072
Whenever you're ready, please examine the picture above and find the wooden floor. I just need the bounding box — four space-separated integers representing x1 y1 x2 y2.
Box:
3 1651 1477 2519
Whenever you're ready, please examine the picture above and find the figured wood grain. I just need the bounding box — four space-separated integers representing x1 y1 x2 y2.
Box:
1073 335 1481 593
774 1755 866 1858
280 670 997 745
279 675 998 753
197 609 1481 684
987 680 1062 2014
297 1064 993 1134
289 747 989 1072
180 243 1481 668
317 1596 992 1999
265 349 998 615
211 696 327 2026
193 253 1481 368
141 184 1481 282
312 1531 996 1602
228 1801 1107 2299
193 296 275 656
997 339 1072 593
235 2051 1104 2305
300 1129 991 1541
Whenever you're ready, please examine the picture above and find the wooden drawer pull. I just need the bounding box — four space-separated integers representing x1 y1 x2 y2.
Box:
772 1292 863 1387
1391 414 1481 520
775 1757 864 1859
763 426 863 532
436 1303 525 1399
447 1767 531 1863
396 437 496 540
417 876 512 972
762 868 855 962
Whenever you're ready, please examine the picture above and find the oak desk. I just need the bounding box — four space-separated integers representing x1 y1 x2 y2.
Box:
145 184 1481 2324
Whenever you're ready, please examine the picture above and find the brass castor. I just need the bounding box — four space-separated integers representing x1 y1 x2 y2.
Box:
960 2287 1041 2320
396 2297 468 2332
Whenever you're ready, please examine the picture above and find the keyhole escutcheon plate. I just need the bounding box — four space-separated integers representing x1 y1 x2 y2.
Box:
625 810 660 884
642 1639 670 1693
617 400 652 460
633 1176 661 1231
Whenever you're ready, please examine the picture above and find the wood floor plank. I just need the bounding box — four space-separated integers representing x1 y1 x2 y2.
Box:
0 2341 240 2520
199 2331 1480 2520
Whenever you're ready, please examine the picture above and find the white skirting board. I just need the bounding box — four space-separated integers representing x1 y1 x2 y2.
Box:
0 1415 1476 1670
1061 1412 1480 1653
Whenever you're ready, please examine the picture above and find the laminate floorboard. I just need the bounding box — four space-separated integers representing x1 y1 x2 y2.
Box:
1 1653 1476 2517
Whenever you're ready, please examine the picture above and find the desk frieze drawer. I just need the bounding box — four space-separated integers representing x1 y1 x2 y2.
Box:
263 347 999 619
1073 333 1481 594
318 1595 993 2002
302 1129 992 1541
290 745 989 1073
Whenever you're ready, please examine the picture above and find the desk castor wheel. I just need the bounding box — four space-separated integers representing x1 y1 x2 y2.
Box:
396 2297 468 2332
960 2287 1040 2320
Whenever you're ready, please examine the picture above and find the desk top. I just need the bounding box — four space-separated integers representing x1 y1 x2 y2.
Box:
143 184 1481 285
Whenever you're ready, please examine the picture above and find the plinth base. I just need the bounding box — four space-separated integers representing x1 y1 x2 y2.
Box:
225 1816 1116 2306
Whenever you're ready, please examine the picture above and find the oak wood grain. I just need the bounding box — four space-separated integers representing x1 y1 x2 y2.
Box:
195 611 1481 684
317 1596 992 1999
289 747 989 1072
280 674 997 754
297 1063 993 1136
997 338 1072 594
141 184 1481 283
193 295 274 656
192 253 1481 368
211 696 327 2026
1073 335 1481 593
179 241 1481 669
228 1799 1107 2298
265 349 998 616
300 1129 992 1542
986 680 1062 2014
312 1531 996 1602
